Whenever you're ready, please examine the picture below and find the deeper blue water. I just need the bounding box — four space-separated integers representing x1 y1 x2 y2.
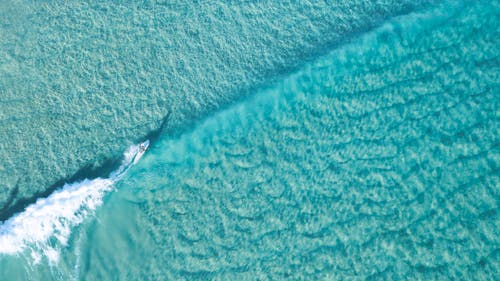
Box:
0 0 499 280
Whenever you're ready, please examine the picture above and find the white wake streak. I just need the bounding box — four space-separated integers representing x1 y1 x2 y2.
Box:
0 143 146 264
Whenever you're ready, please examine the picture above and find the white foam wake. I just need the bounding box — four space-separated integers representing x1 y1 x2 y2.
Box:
0 142 148 264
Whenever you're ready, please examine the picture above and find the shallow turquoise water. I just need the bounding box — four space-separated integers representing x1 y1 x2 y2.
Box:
0 0 434 213
1 0 499 280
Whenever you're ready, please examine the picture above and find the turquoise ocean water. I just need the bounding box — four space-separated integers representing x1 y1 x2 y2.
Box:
0 0 434 213
1 0 499 280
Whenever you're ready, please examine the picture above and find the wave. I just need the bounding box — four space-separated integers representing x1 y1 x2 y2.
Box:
0 141 148 264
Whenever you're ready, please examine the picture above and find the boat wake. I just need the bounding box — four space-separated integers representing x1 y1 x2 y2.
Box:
0 141 149 264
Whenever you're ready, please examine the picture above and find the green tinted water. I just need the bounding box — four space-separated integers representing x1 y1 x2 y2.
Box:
0 0 434 212
0 0 499 280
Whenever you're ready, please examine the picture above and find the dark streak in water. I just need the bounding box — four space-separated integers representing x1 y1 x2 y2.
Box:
0 112 171 223
0 157 122 222
141 110 172 144
0 3 432 223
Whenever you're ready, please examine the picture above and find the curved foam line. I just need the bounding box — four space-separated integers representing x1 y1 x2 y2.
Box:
0 142 147 264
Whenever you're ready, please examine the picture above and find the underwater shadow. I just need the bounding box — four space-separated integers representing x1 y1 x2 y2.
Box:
0 112 172 223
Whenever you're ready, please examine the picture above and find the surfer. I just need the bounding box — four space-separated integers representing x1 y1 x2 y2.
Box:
138 140 150 153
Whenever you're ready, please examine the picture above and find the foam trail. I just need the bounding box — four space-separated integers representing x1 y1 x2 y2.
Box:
0 142 148 264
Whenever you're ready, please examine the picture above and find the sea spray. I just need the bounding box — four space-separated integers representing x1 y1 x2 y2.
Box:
0 142 148 264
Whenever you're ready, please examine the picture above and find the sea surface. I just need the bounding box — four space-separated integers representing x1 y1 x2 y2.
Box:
0 0 499 280
0 0 435 214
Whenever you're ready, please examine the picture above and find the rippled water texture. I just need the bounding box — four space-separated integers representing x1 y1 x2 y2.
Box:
0 0 436 213
1 0 499 280
2 1 497 279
